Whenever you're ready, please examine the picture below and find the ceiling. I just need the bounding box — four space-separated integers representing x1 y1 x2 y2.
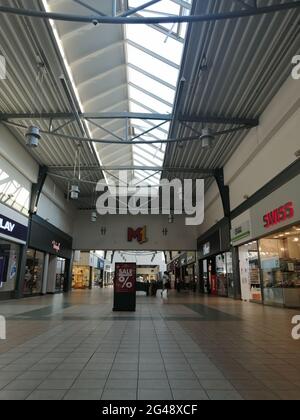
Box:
0 0 104 202
0 0 299 210
42 0 191 190
164 0 300 185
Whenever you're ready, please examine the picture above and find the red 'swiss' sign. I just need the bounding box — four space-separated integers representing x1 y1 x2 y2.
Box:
263 202 294 228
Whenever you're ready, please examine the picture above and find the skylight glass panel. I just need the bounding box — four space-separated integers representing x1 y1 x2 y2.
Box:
127 44 179 86
129 85 173 114
128 68 175 104
126 25 183 65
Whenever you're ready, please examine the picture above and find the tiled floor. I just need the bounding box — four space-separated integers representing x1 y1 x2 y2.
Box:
0 289 299 400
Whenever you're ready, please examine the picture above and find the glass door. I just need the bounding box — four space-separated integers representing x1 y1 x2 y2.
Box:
55 258 66 293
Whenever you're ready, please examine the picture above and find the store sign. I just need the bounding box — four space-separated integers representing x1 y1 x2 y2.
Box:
263 202 294 228
128 226 147 244
52 241 61 252
231 220 251 244
187 254 195 264
203 242 210 256
115 263 136 294
0 213 27 243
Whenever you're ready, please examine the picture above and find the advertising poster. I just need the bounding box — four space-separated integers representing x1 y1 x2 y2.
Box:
115 263 136 294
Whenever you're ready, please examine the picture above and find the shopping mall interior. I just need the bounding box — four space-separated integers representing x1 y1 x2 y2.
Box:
0 0 300 402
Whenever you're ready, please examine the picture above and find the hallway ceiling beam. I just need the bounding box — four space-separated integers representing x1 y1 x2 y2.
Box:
0 2 299 24
48 165 215 174
0 113 259 126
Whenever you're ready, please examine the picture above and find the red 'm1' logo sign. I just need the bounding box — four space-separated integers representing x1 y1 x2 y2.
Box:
263 202 294 228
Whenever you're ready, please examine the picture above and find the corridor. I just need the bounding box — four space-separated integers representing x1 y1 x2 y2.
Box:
0 290 299 400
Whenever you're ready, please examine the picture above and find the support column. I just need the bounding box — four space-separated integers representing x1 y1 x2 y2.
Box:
42 253 49 295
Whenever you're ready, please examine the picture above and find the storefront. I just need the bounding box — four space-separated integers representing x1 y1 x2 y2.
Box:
179 252 196 290
0 203 28 300
72 252 105 289
24 215 73 296
197 220 232 297
231 174 300 308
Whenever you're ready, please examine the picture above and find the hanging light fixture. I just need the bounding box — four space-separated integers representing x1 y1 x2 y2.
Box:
70 144 81 200
25 126 40 148
200 127 214 148
168 214 174 224
91 210 97 222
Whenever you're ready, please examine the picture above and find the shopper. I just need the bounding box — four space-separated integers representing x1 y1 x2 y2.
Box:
161 271 170 298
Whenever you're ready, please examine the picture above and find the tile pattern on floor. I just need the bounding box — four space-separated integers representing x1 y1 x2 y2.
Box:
0 289 300 400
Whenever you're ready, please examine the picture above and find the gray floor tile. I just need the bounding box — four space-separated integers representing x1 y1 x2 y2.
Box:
26 390 66 400
72 379 106 389
0 390 32 400
138 379 170 389
4 379 42 390
139 371 167 379
38 379 75 390
101 389 137 400
105 379 138 389
172 389 209 400
138 389 173 401
200 380 235 390
207 390 244 400
64 389 103 400
169 379 202 390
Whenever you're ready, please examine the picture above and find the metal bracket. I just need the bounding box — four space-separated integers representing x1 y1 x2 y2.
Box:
214 168 230 221
29 165 48 215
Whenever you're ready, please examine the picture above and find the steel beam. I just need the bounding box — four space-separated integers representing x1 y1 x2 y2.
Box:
48 165 215 174
120 0 161 17
0 2 299 24
0 112 259 126
0 112 172 121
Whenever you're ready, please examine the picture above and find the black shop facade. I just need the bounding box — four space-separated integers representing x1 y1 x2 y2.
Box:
22 215 73 296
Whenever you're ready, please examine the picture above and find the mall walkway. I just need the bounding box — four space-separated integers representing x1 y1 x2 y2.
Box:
0 289 299 400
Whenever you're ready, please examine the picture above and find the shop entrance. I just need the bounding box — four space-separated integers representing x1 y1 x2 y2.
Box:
199 253 232 297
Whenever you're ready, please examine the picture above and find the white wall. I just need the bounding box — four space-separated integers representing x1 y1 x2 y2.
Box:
72 212 198 251
197 76 300 237
36 177 75 236
0 124 38 183
0 124 75 236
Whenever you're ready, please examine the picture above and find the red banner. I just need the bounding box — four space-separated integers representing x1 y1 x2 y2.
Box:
115 263 136 294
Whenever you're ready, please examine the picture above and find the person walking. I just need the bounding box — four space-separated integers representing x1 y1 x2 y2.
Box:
161 271 170 298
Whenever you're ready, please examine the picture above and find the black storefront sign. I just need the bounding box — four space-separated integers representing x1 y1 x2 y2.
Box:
29 215 72 259
0 213 28 243
197 219 231 259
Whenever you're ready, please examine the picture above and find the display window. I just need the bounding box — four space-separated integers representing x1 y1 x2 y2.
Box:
259 224 300 307
23 249 44 295
239 242 262 302
216 254 228 297
0 239 20 293
72 266 90 289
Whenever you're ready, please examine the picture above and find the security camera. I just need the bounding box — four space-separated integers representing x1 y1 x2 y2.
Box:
92 19 99 26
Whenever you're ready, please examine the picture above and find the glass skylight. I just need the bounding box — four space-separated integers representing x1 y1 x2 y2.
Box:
126 0 190 187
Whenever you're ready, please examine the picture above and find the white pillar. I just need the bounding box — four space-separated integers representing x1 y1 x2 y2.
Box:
42 253 49 295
